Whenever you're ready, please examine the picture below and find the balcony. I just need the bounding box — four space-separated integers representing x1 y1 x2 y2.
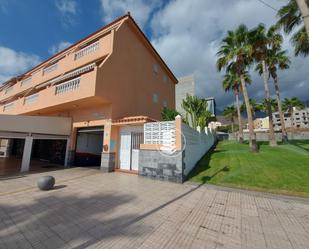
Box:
24 93 39 105
0 70 97 115
74 42 99 60
55 78 80 95
0 32 112 102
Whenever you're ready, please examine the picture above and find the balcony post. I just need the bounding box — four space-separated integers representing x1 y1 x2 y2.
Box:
20 136 33 173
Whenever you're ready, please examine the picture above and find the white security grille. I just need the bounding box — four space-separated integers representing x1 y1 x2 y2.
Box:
74 41 99 60
3 102 14 112
55 77 80 95
24 94 38 105
43 63 58 75
21 77 32 86
144 121 176 145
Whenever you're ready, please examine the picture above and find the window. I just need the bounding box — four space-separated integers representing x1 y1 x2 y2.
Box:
21 77 32 87
163 100 168 108
152 93 158 103
163 74 167 82
153 64 159 74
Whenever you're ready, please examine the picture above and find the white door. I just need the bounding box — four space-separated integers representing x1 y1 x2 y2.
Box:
119 132 131 170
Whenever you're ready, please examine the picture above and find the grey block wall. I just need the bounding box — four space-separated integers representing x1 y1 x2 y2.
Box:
101 152 115 172
138 150 184 183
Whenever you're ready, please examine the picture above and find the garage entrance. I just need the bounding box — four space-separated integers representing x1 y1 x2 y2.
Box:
75 126 104 167
0 137 68 177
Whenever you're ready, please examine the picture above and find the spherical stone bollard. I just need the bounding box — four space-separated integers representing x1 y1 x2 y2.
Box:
37 176 55 191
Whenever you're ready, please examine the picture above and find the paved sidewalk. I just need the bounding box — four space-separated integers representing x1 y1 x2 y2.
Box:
0 168 308 249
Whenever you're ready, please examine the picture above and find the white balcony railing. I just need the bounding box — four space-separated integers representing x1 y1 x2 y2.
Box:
24 93 38 105
55 77 80 95
21 77 32 87
4 86 13 95
3 102 14 112
74 42 99 60
43 63 58 75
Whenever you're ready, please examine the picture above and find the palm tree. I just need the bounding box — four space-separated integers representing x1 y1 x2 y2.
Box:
182 95 211 130
295 0 309 37
264 48 291 142
282 97 305 113
250 24 281 146
241 99 263 120
276 0 309 56
261 98 278 112
223 105 237 133
222 71 251 143
217 24 258 152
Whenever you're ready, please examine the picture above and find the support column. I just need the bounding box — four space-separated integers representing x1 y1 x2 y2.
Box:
64 138 70 168
100 120 116 172
20 136 33 173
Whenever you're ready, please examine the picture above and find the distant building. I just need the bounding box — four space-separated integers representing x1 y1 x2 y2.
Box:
208 121 222 130
272 107 309 130
175 75 216 119
254 117 269 131
205 97 216 117
175 75 195 118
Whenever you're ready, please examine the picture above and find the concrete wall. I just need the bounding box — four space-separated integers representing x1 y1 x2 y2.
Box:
182 124 215 176
138 150 184 183
0 114 72 136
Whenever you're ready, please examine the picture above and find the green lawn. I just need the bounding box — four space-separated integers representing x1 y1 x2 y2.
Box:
188 140 309 197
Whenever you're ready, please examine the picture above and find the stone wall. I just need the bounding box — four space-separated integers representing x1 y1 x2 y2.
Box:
101 152 115 172
138 150 184 183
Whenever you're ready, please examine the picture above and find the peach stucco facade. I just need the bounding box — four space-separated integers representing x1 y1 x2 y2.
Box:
0 14 177 171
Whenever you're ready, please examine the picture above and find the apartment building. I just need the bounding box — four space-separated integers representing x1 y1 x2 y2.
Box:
272 107 309 131
254 117 269 131
0 14 177 174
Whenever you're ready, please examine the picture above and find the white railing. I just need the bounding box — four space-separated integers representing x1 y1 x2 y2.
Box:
74 41 99 60
43 63 58 75
55 77 80 95
4 86 13 95
24 93 38 105
21 77 32 87
3 102 14 112
144 121 176 145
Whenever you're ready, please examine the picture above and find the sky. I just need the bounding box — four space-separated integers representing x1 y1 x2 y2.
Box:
0 0 308 110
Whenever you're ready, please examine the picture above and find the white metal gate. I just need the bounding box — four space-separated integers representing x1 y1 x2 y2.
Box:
119 132 132 170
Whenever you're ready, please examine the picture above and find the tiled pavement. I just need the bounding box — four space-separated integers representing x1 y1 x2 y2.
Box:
0 168 309 249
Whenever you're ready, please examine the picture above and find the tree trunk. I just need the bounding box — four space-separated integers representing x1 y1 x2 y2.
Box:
231 119 234 134
262 60 277 146
240 74 258 152
273 76 288 142
235 90 244 143
296 0 309 38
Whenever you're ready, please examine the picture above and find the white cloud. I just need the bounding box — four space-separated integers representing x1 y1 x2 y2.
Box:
56 0 77 15
0 46 40 84
150 0 309 110
100 0 162 28
55 0 78 26
0 0 8 13
48 41 72 55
